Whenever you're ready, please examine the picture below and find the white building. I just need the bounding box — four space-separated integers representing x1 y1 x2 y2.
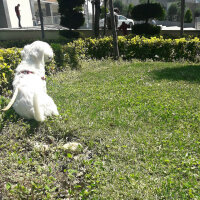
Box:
122 0 139 5
0 0 59 28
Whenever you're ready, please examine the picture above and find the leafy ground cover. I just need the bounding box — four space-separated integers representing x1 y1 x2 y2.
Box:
0 60 199 199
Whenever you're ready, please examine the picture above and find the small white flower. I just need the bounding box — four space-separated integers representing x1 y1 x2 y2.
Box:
62 142 83 152
34 142 49 151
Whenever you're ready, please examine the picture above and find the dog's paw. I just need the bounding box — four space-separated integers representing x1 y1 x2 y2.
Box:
34 114 45 122
54 110 59 116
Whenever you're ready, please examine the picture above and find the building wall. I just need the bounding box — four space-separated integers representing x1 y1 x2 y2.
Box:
45 0 57 2
6 0 33 28
0 0 60 28
0 0 11 28
1 29 200 41
122 0 139 5
186 0 195 3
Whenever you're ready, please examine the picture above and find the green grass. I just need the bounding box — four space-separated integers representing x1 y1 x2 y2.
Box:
0 60 200 199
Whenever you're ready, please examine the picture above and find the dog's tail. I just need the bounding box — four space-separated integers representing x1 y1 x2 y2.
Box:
2 87 19 111
33 93 45 122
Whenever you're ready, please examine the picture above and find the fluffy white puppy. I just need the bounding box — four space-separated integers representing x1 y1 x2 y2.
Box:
2 41 59 122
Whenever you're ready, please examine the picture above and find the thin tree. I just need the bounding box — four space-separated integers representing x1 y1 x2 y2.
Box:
94 0 101 37
103 0 108 36
180 0 185 37
146 0 150 24
86 0 90 28
91 0 95 30
109 0 119 59
37 0 45 40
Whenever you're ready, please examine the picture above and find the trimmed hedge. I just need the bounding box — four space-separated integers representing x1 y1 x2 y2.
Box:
131 3 165 21
0 48 21 96
0 38 73 48
132 24 161 36
77 36 200 62
1 36 200 96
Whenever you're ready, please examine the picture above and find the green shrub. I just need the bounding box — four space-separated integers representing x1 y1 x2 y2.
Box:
0 48 21 95
59 30 82 39
51 43 65 71
69 36 200 63
0 40 35 48
131 3 164 35
132 23 161 36
184 9 193 23
168 3 178 21
65 39 87 59
85 37 113 59
131 3 165 21
63 46 81 70
0 38 72 49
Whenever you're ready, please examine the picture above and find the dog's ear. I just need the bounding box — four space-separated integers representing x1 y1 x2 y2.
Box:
29 45 44 62
21 44 31 60
21 41 52 64
31 46 41 59
21 44 41 61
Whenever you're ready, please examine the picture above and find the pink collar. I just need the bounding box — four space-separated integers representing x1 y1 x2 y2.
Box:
20 70 33 75
20 70 46 81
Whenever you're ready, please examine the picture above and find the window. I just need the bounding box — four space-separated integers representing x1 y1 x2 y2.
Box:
119 16 127 20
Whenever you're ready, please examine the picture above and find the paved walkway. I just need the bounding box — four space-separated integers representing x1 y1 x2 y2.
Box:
0 25 68 31
160 25 196 31
0 25 197 31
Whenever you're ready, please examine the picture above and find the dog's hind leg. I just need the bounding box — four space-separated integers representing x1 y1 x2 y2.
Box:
33 93 45 122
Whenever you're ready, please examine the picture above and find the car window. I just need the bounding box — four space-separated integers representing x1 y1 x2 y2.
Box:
119 16 127 20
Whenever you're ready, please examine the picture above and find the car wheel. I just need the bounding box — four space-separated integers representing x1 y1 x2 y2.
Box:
129 22 133 28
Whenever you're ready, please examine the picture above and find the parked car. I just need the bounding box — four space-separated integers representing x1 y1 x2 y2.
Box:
99 15 134 28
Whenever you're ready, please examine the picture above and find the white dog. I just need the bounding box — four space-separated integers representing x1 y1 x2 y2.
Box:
2 41 59 122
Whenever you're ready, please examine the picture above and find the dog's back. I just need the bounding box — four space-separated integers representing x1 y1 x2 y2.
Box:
12 72 58 121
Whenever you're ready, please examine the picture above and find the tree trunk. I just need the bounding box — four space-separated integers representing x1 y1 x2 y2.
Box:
86 0 90 28
94 0 100 37
180 0 185 37
103 0 108 36
92 0 95 31
109 0 119 60
145 0 150 24
37 0 45 40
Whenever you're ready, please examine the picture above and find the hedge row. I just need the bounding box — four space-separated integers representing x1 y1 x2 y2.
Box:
1 36 200 96
80 36 200 62
0 48 21 96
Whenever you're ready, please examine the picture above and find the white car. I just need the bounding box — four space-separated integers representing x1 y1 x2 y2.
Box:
99 15 134 28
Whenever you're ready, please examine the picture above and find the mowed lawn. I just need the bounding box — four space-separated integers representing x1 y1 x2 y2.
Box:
0 60 199 199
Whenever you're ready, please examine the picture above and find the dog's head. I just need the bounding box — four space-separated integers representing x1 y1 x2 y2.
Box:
21 41 53 67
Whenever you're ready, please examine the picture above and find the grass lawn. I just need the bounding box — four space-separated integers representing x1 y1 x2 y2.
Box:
0 60 199 199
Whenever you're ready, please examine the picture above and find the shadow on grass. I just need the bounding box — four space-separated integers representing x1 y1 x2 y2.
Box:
151 65 200 83
1 102 77 140
26 119 40 136
0 108 40 135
